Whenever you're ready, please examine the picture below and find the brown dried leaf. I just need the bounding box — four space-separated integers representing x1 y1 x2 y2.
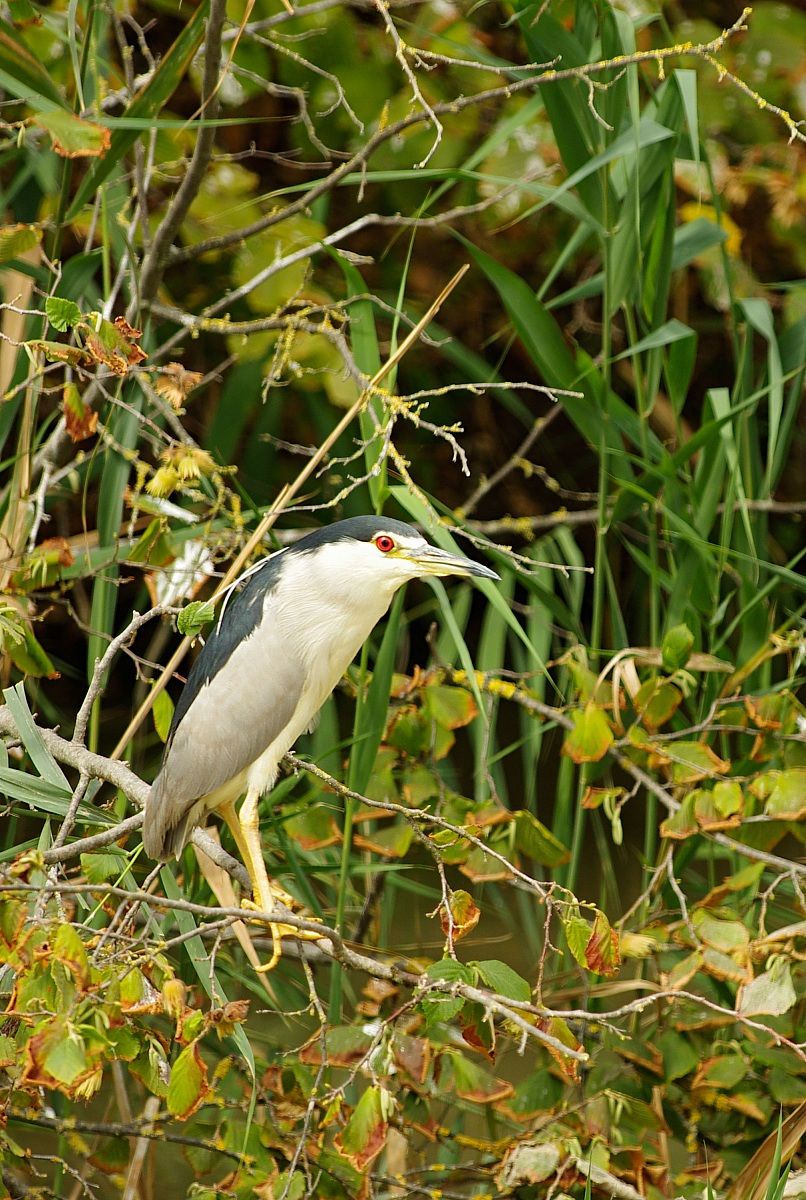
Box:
154 361 204 409
63 383 97 441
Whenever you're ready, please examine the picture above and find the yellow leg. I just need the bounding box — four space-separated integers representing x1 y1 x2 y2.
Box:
218 792 322 972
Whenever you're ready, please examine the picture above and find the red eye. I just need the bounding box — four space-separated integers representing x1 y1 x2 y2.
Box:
375 534 395 553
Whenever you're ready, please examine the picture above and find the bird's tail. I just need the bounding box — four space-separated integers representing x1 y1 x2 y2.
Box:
142 774 189 861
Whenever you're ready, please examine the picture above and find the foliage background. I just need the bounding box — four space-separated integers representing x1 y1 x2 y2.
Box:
0 0 804 1197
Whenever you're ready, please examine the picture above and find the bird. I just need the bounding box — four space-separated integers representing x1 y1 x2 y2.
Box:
142 516 499 969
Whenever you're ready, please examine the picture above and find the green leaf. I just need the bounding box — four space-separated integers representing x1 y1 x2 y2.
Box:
562 703 614 763
661 623 694 671
421 959 474 1026
739 960 797 1017
42 1025 88 1085
657 1030 699 1082
513 810 571 868
80 850 129 884
153 688 174 744
471 959 531 1004
4 621 60 679
45 296 83 332
763 769 806 820
563 915 592 969
167 1040 210 1120
177 600 215 638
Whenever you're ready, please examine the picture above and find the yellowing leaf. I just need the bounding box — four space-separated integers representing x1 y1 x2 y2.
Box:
562 702 613 763
422 684 478 730
0 222 41 263
513 809 570 867
440 889 480 942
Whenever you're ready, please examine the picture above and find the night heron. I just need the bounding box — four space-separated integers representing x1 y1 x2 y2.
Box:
142 516 498 969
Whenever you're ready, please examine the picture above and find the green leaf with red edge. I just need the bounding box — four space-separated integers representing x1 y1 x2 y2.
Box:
713 779 744 818
562 702 614 763
440 889 480 942
33 110 110 158
167 1040 210 1120
495 1069 564 1123
692 786 742 831
582 785 626 810
762 769 806 820
459 837 514 883
353 820 413 859
584 910 620 977
445 1051 514 1104
663 741 729 784
536 1016 584 1083
692 911 750 968
660 793 698 840
299 1026 372 1068
285 804 341 851
5 620 59 679
334 1085 390 1171
513 809 571 867
636 680 683 730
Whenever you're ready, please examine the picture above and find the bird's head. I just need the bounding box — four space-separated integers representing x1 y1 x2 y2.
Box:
293 516 499 599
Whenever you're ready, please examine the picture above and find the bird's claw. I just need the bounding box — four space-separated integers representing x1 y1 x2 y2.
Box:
240 896 326 973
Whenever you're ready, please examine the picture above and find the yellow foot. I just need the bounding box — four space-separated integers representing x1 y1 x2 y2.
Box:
240 896 325 973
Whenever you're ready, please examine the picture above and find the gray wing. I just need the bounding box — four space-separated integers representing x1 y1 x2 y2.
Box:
142 618 303 860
